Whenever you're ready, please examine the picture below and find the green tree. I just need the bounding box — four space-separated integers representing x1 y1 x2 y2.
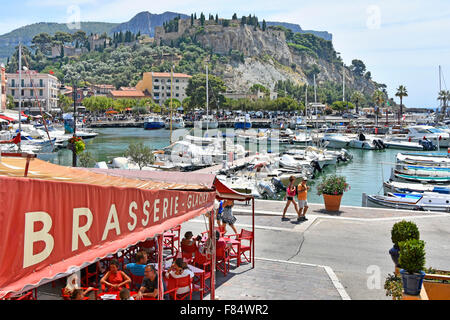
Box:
6 95 15 109
31 33 53 55
395 85 408 122
350 59 366 77
125 142 154 170
58 93 73 113
185 73 226 111
262 20 267 31
232 13 238 20
438 90 450 117
200 13 205 26
350 91 365 114
164 98 181 113
372 90 386 121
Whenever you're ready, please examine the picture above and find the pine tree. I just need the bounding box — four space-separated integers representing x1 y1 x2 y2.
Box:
215 14 219 23
191 14 194 26
200 13 205 26
262 19 267 31
194 13 197 20
241 16 247 26
232 13 237 20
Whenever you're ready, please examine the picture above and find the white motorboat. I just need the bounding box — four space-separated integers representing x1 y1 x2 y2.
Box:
391 125 450 147
165 117 185 129
383 180 450 195
348 133 386 150
396 153 450 167
382 138 425 151
320 134 352 149
289 116 304 130
194 115 219 129
363 192 450 212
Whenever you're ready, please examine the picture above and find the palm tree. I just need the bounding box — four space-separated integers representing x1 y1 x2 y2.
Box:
438 90 450 117
351 91 364 114
372 90 385 126
395 85 408 123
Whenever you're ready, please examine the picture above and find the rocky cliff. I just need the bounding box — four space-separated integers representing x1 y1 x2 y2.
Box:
156 21 377 96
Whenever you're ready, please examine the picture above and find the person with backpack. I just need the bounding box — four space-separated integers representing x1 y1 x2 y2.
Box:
281 176 300 221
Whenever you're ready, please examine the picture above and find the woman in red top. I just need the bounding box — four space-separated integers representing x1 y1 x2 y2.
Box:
281 176 300 221
100 259 131 292
181 231 198 261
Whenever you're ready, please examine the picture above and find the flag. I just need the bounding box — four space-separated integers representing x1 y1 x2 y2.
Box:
49 70 54 75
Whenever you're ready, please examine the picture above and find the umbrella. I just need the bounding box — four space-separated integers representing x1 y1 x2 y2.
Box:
106 110 118 114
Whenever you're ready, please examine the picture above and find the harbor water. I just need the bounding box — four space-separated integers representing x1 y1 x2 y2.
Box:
38 127 443 207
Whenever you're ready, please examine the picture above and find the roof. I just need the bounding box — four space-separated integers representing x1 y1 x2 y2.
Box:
85 168 216 189
109 90 145 98
0 157 216 298
151 72 192 78
0 157 211 191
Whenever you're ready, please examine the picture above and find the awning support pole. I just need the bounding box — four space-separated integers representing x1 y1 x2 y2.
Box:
252 197 255 269
210 209 216 300
158 234 163 300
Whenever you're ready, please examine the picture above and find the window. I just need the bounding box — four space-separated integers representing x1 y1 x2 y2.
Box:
176 86 179 90
21 79 24 87
21 90 24 96
40 89 43 96
11 89 15 96
40 79 44 87
30 90 33 96
11 79 15 87
176 93 179 97
176 79 179 83
154 86 159 90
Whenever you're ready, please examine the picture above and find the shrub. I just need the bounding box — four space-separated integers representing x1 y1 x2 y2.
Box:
391 220 420 248
398 239 426 274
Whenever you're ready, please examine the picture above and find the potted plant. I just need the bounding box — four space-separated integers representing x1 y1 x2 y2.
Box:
398 238 426 295
384 273 403 300
389 220 420 268
67 136 86 155
316 174 350 211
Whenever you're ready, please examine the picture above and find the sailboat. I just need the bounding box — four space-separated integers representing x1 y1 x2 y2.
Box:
194 65 218 130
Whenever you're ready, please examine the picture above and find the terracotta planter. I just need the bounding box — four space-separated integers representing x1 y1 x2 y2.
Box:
323 194 343 212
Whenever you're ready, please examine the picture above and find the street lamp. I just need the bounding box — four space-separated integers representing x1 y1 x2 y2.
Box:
62 74 89 167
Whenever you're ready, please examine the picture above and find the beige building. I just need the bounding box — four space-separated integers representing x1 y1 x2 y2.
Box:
1 65 6 112
6 71 60 112
136 72 191 106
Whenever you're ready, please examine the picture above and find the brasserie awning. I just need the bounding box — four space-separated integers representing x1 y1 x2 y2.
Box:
0 158 216 298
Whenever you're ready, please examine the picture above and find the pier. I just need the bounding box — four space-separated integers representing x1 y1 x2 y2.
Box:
87 116 418 129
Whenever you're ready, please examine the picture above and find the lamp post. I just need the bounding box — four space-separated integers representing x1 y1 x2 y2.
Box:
62 74 88 167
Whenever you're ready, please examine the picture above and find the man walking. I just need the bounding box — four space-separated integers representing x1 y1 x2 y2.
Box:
296 178 309 222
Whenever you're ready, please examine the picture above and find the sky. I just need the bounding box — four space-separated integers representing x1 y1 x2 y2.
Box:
1 0 449 109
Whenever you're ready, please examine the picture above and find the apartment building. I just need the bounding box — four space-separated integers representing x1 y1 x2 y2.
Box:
6 71 60 112
136 72 191 106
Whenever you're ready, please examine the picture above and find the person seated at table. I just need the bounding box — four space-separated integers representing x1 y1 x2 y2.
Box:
140 237 158 262
194 231 230 265
119 287 134 300
100 259 131 292
166 258 194 295
125 251 148 277
70 288 86 300
181 231 199 260
63 273 95 299
134 265 160 300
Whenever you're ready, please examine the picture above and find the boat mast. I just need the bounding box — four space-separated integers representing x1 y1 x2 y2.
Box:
342 62 345 102
206 64 209 132
170 65 173 144
18 43 22 151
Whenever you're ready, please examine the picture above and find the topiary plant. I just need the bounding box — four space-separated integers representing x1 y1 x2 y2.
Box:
399 239 426 274
391 220 420 249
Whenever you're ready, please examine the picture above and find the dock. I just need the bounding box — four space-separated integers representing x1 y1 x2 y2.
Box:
192 154 260 174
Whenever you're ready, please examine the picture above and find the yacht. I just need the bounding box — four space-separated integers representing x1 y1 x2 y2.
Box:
194 115 219 129
321 134 352 149
164 117 185 129
144 115 165 130
392 125 450 147
289 116 304 130
234 115 252 130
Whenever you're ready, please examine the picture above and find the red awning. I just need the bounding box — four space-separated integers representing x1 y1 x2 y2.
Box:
0 115 15 122
0 175 215 298
213 178 254 201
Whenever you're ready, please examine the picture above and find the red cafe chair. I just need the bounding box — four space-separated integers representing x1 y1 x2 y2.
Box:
129 274 144 291
165 275 192 301
216 244 231 276
226 229 254 267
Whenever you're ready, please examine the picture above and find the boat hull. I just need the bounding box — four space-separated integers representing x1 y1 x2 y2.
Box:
234 122 252 130
144 122 165 130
